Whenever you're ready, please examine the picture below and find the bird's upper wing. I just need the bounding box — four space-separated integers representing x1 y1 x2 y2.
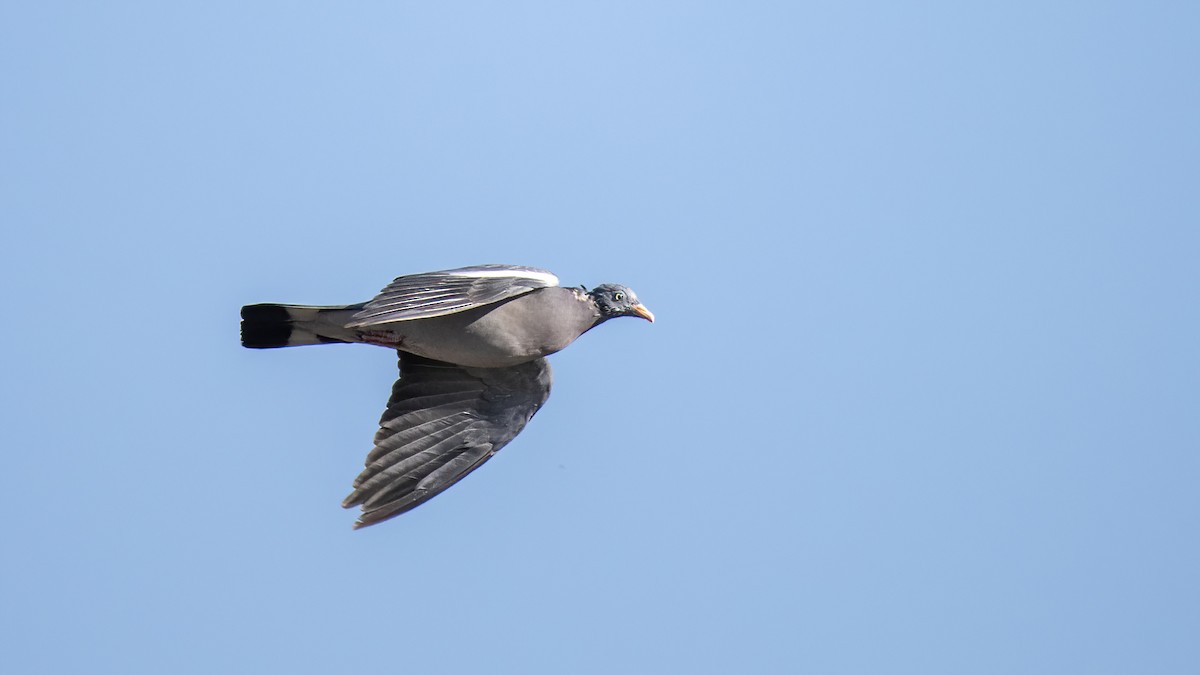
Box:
343 352 553 528
346 264 559 327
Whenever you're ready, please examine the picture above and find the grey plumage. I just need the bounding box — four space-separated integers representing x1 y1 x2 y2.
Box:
348 264 559 326
241 264 653 528
342 354 552 529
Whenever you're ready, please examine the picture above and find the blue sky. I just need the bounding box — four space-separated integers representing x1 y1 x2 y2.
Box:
2 2 1198 673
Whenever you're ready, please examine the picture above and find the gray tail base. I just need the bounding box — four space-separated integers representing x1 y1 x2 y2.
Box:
240 303 356 349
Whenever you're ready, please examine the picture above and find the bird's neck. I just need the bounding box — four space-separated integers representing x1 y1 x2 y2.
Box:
573 288 609 330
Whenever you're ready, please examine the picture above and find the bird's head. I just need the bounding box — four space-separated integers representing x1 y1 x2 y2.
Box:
587 284 655 323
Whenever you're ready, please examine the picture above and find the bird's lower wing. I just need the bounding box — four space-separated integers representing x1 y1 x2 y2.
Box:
346 264 559 327
342 352 553 528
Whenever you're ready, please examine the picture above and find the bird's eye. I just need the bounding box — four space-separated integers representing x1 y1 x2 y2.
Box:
614 292 625 302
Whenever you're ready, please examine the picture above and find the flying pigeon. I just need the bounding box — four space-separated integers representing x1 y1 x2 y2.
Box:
241 264 653 528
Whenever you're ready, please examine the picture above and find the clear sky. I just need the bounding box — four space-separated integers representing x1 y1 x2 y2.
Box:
2 2 1198 673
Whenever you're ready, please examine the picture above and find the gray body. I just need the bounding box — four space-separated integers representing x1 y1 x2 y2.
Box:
358 287 602 368
279 287 601 368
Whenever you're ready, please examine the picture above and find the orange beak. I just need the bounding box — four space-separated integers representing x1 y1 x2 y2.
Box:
631 303 655 323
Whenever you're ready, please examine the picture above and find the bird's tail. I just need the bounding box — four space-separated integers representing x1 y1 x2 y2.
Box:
240 303 363 349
